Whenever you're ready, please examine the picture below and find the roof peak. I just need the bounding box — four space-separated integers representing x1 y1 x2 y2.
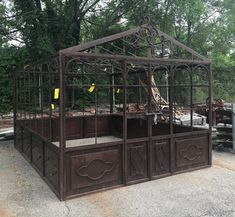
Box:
61 18 208 62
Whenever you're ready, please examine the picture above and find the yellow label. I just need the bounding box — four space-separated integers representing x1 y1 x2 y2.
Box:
116 88 120 93
88 83 95 93
54 88 60 99
51 104 55 110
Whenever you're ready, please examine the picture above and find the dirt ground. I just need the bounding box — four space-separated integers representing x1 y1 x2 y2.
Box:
1 140 235 217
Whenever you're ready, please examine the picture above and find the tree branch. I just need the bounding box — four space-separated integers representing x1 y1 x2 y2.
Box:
34 0 42 11
80 0 90 12
81 0 101 17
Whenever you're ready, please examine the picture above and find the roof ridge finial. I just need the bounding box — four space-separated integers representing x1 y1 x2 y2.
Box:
141 14 158 30
141 14 151 26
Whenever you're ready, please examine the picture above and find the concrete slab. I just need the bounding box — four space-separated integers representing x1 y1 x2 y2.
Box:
0 140 235 217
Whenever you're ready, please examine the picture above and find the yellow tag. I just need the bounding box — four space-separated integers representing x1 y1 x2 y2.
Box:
116 88 120 93
54 88 59 99
145 29 148 34
88 83 95 93
51 104 55 110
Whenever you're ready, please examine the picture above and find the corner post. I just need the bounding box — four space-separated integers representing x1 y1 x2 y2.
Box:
122 60 127 185
208 63 213 166
59 51 66 200
147 60 153 180
232 104 235 151
147 44 153 180
169 64 174 173
13 69 17 147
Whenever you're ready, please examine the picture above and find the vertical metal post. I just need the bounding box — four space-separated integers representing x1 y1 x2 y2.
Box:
147 45 153 180
122 60 127 185
232 104 235 150
72 87 75 108
94 58 97 145
165 71 169 103
13 70 17 146
59 52 66 200
137 74 141 106
39 69 42 110
190 64 193 131
208 63 213 166
29 72 32 129
112 67 115 111
169 65 174 173
147 61 153 180
33 68 37 130
49 68 52 141
39 66 44 136
23 71 27 121
110 71 114 113
139 75 142 105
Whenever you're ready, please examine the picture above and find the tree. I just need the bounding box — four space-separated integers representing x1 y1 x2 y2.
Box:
82 0 141 40
11 0 108 60
0 46 28 116
125 0 235 102
0 0 234 116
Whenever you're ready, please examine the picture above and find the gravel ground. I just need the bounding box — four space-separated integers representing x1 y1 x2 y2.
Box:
1 140 235 217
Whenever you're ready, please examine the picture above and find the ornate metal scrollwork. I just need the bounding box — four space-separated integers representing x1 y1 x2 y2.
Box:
155 143 167 170
130 146 145 176
76 159 116 181
180 145 203 161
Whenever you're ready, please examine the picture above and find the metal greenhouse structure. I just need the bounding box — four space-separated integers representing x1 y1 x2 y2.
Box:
14 20 212 200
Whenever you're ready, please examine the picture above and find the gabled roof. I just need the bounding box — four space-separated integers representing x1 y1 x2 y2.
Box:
61 22 209 62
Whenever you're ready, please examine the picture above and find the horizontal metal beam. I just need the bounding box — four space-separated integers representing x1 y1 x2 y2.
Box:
65 52 211 65
61 24 209 61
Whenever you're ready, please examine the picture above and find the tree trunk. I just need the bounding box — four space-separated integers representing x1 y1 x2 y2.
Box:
34 0 42 11
72 19 81 45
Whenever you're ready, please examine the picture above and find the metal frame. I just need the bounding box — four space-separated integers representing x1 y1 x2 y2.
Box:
14 20 212 200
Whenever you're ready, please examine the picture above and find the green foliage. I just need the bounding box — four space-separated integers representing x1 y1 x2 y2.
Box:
0 46 28 115
125 0 235 102
213 52 235 102
0 0 234 114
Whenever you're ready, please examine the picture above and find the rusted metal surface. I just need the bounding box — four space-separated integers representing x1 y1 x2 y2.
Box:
232 104 235 150
14 119 210 199
3 140 235 217
14 20 212 200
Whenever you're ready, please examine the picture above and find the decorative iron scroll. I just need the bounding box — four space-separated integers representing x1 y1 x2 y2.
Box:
76 159 115 181
154 142 167 170
130 146 145 176
180 145 203 161
24 142 31 152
